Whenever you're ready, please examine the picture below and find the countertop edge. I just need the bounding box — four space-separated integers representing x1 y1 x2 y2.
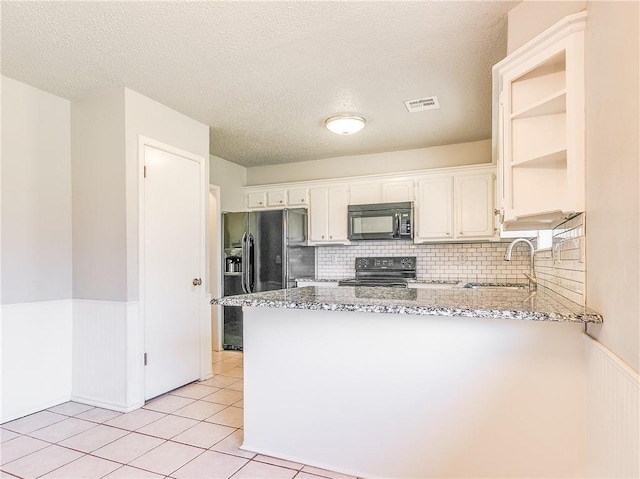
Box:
212 295 603 324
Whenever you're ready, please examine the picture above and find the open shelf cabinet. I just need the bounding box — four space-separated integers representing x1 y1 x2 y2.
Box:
493 12 586 230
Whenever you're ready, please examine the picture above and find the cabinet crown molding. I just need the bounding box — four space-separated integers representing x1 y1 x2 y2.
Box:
244 163 495 191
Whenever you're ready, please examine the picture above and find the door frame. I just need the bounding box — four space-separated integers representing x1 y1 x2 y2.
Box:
138 135 208 400
209 184 223 351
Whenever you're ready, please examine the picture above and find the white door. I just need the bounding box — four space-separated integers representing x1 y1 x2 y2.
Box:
143 144 203 400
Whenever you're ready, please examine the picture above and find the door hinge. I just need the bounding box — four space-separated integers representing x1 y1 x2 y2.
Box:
143 166 147 178
144 353 148 366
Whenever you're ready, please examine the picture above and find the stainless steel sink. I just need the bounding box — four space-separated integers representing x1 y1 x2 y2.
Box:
461 283 526 291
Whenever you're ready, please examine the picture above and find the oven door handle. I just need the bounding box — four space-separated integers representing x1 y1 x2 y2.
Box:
393 213 401 238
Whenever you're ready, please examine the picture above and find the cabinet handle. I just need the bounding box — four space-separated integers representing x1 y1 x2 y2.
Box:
459 232 463 235
329 235 333 239
279 200 283 203
446 232 450 236
322 235 325 239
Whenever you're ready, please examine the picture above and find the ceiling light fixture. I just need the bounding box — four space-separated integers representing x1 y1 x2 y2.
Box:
324 115 367 135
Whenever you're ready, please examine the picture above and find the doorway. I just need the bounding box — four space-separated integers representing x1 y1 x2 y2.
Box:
209 185 223 352
140 138 205 400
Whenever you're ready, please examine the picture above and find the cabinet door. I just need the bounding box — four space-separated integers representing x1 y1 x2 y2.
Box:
288 188 308 206
349 183 382 205
416 177 453 240
327 186 349 241
246 191 266 209
455 173 495 239
266 190 287 207
309 187 329 241
382 180 414 203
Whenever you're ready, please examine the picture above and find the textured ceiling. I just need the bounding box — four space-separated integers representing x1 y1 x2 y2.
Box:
1 1 516 167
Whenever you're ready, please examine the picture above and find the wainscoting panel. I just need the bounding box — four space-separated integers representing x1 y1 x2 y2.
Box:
71 299 131 411
586 335 640 478
201 294 213 380
1 300 73 423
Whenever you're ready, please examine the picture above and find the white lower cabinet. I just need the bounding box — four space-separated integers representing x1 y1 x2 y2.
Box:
309 186 349 243
416 168 496 242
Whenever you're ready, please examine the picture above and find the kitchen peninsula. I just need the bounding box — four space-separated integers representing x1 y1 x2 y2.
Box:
214 286 601 478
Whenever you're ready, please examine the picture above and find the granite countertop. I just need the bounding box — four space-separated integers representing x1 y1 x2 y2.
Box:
295 278 462 285
213 285 603 323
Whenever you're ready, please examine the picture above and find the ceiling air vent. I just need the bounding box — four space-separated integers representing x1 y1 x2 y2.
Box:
404 96 440 113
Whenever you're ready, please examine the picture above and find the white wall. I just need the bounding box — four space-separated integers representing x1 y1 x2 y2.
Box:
1 77 73 421
71 89 127 302
69 87 211 410
210 154 247 212
124 88 210 301
583 0 639 373
507 2 586 54
246 139 491 185
2 76 72 304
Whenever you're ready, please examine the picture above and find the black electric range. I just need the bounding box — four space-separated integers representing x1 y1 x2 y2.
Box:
338 256 416 288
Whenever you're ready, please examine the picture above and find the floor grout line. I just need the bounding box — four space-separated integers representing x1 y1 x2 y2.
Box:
1 356 358 479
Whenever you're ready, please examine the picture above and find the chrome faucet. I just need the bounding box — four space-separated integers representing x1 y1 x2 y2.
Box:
504 238 537 291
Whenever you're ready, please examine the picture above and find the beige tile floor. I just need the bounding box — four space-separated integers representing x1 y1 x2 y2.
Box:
1 351 361 479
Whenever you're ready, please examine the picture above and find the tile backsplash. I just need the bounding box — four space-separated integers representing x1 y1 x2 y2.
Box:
316 241 534 284
535 214 586 306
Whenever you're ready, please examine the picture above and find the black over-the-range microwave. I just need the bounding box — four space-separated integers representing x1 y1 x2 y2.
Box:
347 202 413 241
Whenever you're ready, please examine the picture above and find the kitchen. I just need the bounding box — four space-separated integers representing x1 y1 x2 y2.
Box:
1 1 638 479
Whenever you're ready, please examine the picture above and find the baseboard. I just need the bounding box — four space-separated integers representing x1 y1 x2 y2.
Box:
70 394 144 413
1 395 71 424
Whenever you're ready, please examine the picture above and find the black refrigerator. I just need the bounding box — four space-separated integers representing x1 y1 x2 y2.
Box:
221 208 315 350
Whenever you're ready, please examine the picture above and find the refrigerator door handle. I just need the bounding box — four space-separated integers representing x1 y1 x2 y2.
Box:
247 233 255 293
241 232 249 293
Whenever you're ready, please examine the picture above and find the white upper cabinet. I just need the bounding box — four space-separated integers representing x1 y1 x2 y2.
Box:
349 183 382 205
288 188 309 207
455 173 495 239
493 12 586 230
246 191 266 209
309 186 349 243
266 189 287 207
348 179 414 205
415 167 496 243
382 180 414 203
245 187 308 210
245 165 495 243
416 176 454 240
